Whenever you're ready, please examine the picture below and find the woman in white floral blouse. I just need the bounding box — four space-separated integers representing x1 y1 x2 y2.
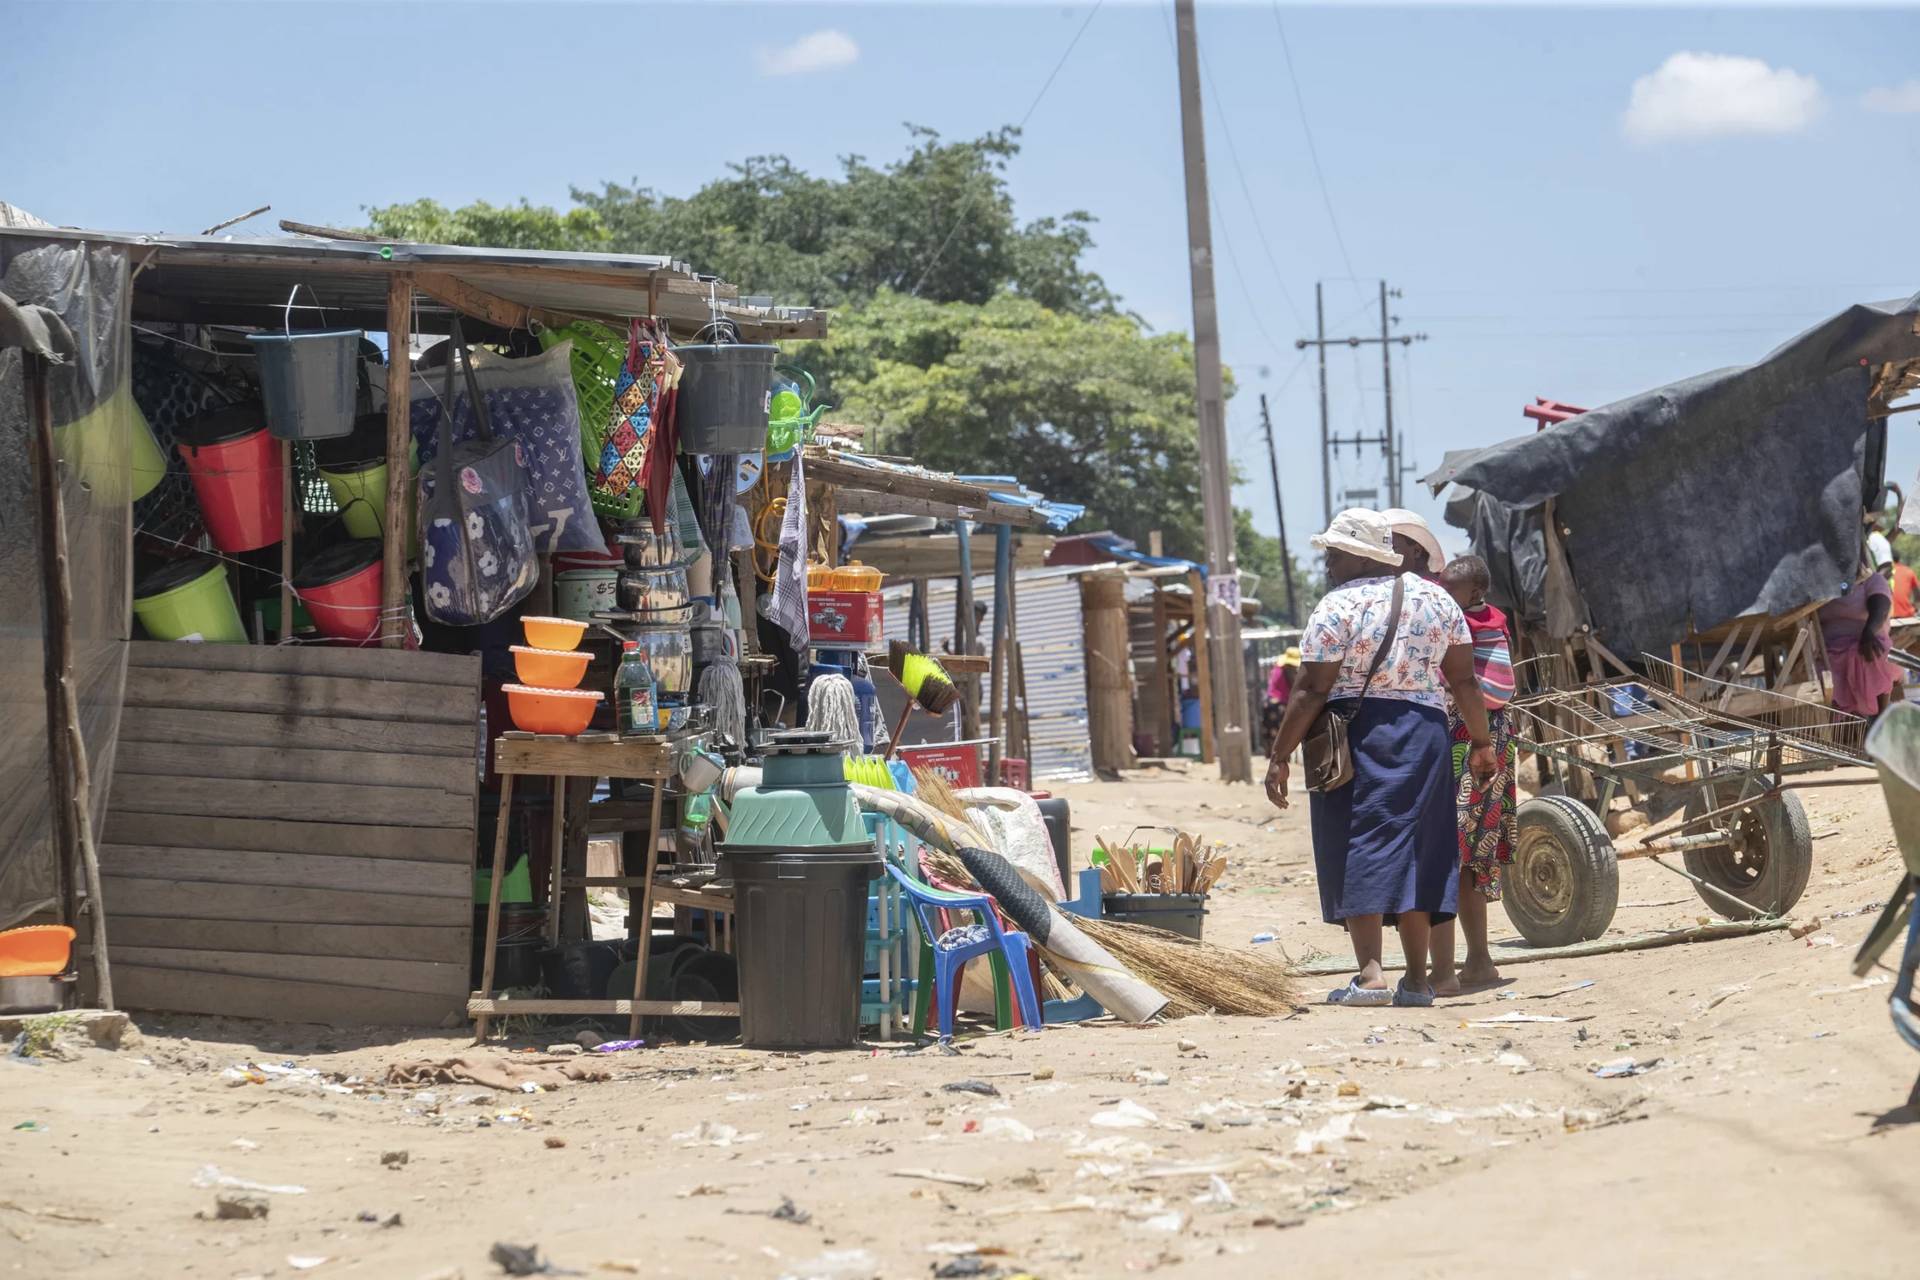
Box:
1265 509 1494 1007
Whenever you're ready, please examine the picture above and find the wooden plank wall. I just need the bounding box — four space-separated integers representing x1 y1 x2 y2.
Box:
88 642 482 1026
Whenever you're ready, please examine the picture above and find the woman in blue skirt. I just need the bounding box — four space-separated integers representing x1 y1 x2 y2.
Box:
1265 509 1495 1007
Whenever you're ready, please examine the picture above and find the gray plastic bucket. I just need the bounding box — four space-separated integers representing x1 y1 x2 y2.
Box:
674 344 777 455
246 284 360 440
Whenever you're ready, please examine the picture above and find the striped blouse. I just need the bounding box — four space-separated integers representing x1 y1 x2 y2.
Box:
1465 602 1515 707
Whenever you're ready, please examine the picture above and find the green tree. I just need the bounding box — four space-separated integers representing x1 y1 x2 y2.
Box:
362 198 610 251
366 128 1240 553
370 127 1117 315
568 127 1116 313
806 290 1207 551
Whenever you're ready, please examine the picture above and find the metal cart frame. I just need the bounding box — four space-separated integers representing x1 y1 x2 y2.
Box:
1499 653 1871 946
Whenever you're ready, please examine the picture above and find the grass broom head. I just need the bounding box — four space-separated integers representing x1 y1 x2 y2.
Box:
914 833 1296 1020
911 766 967 821
889 640 960 715
1075 917 1299 1018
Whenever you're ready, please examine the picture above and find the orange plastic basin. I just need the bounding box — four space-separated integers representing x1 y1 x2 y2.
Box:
509 645 591 690
522 615 587 651
503 683 603 735
0 924 75 977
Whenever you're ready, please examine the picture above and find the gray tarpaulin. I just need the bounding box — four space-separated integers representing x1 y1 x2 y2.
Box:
1425 294 1920 656
0 236 132 928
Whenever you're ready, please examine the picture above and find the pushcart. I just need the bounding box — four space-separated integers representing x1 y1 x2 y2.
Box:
1500 654 1871 946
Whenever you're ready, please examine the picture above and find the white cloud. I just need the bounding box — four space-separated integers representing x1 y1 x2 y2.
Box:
756 29 859 78
1863 81 1920 114
1622 52 1822 143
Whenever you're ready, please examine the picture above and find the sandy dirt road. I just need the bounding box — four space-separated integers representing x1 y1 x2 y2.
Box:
5 767 1917 1279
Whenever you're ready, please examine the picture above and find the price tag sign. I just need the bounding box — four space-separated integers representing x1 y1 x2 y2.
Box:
1206 574 1241 613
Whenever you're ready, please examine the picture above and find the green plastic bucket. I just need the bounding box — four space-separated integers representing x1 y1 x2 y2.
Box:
55 387 167 506
134 558 247 644
474 856 534 905
315 413 418 552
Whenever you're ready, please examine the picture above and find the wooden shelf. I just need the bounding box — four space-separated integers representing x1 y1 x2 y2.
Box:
494 735 673 780
467 997 739 1017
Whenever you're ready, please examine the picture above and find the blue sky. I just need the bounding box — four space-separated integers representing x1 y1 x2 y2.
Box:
6 1 1918 563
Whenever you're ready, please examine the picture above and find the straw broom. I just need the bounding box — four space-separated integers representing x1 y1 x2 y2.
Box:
912 789 1298 1019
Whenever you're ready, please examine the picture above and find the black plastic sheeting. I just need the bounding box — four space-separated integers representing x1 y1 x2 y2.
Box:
1425 295 1920 657
0 236 132 928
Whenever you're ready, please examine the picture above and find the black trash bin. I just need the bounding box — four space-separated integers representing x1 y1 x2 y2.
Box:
718 845 881 1049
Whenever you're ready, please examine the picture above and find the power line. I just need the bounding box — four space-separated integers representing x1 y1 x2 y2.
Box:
1417 282 1914 296
1193 36 1306 330
1268 2 1356 283
1210 192 1290 363
1157 1 1292 362
909 0 1105 299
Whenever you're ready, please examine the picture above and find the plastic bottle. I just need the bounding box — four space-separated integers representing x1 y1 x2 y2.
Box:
616 640 658 736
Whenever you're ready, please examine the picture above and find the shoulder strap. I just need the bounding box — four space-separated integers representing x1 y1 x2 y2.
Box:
434 317 496 465
1354 574 1404 707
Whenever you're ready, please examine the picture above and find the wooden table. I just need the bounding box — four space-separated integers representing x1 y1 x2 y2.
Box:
469 734 741 1040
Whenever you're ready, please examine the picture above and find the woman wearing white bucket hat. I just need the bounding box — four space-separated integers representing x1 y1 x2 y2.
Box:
1380 507 1446 577
1265 508 1495 1007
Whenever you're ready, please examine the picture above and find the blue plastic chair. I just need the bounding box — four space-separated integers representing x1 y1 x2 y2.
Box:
884 863 1043 1039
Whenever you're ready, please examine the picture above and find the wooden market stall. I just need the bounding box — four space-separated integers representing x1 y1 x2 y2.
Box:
4 222 823 1026
800 445 1075 782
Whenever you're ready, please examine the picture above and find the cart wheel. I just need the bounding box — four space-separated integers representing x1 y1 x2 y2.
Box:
1681 785 1813 919
1504 795 1620 947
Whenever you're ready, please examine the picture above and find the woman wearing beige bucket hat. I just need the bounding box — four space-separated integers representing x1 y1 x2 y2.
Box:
1265 509 1496 1007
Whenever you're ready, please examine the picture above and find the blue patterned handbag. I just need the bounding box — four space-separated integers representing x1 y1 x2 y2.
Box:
415 320 539 626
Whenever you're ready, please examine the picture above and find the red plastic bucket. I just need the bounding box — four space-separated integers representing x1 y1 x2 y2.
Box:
294 539 383 643
176 403 282 552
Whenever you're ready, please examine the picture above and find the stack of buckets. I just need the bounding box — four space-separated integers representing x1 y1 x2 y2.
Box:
134 314 395 647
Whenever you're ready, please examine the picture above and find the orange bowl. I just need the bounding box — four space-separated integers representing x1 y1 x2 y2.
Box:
503 683 603 735
522 615 587 651
509 645 590 690
0 924 75 978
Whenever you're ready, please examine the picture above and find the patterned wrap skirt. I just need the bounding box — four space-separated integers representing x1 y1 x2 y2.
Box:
1449 705 1517 898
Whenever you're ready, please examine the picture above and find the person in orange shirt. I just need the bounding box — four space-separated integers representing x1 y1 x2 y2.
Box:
1891 548 1919 620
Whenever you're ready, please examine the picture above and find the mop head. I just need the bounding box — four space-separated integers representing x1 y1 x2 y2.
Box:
888 640 960 715
805 671 862 749
696 661 746 750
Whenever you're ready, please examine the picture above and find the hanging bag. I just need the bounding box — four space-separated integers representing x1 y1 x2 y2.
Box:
1300 574 1404 793
416 318 539 626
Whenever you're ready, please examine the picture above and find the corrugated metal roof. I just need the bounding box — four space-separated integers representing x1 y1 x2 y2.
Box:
0 226 827 341
878 571 1093 781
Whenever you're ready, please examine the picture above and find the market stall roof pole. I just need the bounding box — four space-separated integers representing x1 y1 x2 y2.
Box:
6 295 112 1007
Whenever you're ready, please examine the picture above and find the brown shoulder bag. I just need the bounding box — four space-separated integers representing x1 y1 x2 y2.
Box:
1299 574 1404 793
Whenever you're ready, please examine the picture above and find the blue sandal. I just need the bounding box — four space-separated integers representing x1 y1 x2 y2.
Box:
1326 978 1393 1007
1392 980 1435 1008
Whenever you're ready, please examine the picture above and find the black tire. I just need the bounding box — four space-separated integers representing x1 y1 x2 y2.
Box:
1681 784 1813 919
1504 795 1620 947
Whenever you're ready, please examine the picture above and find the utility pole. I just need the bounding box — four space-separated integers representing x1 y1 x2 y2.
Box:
1258 393 1300 625
1172 0 1253 784
1379 280 1399 506
1314 283 1331 528
1297 282 1426 516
